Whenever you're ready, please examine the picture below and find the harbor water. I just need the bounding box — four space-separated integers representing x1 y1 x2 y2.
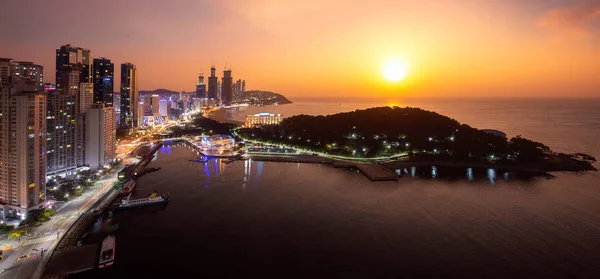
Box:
75 98 600 278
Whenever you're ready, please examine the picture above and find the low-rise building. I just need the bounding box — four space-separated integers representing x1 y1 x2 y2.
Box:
244 112 283 128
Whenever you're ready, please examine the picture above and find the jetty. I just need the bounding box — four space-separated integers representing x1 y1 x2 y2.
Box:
249 155 398 181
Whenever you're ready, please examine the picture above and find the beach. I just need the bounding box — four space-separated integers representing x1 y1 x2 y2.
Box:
207 107 244 126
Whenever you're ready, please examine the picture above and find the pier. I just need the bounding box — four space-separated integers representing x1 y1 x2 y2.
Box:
250 155 398 181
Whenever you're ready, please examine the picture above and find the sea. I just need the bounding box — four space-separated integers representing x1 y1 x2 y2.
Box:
74 98 600 278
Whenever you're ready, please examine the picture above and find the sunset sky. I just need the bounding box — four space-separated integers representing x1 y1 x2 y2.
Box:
1 0 599 98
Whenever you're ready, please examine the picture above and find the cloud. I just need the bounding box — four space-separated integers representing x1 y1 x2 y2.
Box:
538 2 600 38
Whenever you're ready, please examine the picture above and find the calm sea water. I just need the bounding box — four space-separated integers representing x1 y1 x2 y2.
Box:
75 99 600 278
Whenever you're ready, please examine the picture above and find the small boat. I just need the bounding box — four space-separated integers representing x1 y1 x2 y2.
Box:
114 191 170 212
118 180 136 196
98 235 116 268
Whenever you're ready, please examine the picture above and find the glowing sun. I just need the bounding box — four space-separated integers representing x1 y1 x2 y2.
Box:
382 60 409 82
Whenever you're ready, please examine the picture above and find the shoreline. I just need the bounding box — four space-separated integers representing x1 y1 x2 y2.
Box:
41 144 162 278
206 107 244 126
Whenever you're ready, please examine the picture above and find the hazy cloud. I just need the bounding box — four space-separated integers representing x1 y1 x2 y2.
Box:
538 2 600 38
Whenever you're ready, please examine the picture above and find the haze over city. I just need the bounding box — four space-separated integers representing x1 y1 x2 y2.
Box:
1 0 599 98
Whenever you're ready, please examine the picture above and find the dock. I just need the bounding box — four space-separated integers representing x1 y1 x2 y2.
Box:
44 244 99 276
354 163 398 181
249 155 398 181
250 155 335 165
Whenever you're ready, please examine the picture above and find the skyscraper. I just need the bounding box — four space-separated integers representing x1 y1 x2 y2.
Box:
120 63 138 129
76 82 94 166
10 61 43 91
207 66 217 100
222 69 233 106
55 44 92 88
0 58 46 213
48 45 93 175
93 58 114 106
150 95 160 114
159 99 168 116
86 104 116 169
196 71 206 99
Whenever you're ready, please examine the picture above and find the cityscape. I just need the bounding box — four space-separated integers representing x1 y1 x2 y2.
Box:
1 1 599 279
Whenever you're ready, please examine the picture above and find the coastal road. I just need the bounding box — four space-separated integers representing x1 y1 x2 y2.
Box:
0 157 136 279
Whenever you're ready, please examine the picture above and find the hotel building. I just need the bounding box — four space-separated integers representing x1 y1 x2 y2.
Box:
244 112 284 128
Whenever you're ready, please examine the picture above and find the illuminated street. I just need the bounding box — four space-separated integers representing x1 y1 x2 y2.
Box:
0 122 171 279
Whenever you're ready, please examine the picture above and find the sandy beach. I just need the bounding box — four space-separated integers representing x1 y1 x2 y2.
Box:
207 108 244 126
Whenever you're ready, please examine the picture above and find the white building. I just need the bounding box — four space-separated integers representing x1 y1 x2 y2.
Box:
159 99 168 116
0 58 47 216
86 104 116 169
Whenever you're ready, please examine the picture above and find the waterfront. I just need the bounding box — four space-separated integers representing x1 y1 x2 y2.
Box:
74 99 599 278
75 143 600 278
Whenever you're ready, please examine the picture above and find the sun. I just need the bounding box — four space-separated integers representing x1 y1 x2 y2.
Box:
382 60 409 82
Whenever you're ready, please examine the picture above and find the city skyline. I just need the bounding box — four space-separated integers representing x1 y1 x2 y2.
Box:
1 0 599 98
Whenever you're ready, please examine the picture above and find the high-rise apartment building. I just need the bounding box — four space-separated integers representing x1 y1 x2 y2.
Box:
76 82 94 166
150 95 160 114
86 104 116 169
93 58 114 106
222 69 233 106
137 102 145 127
56 45 92 88
159 99 168 116
233 79 246 103
0 58 46 214
120 63 138 129
48 44 93 175
207 66 217 100
10 61 43 91
196 72 207 99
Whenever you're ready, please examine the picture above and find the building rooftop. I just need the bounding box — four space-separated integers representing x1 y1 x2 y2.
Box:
247 112 283 117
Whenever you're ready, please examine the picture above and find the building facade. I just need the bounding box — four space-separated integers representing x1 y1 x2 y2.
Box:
159 99 168 116
76 82 94 166
86 104 116 169
244 112 284 128
222 69 233 106
207 66 217 100
0 58 46 215
150 95 160 114
48 45 92 175
56 45 92 89
196 72 206 99
120 63 138 129
93 58 114 106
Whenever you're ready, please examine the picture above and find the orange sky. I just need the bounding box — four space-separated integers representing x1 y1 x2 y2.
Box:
1 0 599 98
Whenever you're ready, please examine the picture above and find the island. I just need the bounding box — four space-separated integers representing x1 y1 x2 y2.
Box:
235 106 597 173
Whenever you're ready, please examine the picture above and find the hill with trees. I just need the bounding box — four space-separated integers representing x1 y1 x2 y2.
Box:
236 106 596 171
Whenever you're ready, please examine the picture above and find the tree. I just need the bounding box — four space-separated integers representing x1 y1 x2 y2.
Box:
9 229 27 239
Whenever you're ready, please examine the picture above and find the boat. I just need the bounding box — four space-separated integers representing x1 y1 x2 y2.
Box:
223 158 236 164
98 235 116 268
190 157 209 163
114 191 170 212
118 180 136 196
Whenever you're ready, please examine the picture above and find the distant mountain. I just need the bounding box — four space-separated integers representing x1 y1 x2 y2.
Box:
243 90 293 105
137 88 292 105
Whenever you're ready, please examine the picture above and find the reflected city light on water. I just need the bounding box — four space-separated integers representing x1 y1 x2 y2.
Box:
487 168 496 184
410 167 416 178
431 166 437 178
467 168 474 181
504 172 509 181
